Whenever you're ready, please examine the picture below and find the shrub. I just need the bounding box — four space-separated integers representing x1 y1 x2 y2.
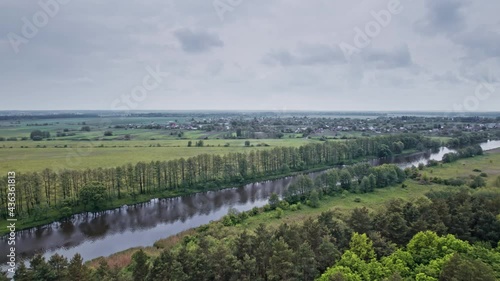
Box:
263 204 272 212
278 200 290 210
275 207 284 219
354 197 361 203
427 160 439 167
250 207 260 216
238 211 249 221
469 176 486 189
479 173 488 178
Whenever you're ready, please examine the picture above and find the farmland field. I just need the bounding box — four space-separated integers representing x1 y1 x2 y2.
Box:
0 138 316 173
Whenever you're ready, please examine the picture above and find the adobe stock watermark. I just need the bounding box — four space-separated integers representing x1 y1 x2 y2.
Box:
62 64 169 169
111 64 169 111
7 0 71 54
339 0 403 61
452 81 496 114
213 0 245 22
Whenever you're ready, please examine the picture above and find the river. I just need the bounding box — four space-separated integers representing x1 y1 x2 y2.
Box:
1 140 499 265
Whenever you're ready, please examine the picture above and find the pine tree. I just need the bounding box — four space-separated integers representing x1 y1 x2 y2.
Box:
132 250 149 281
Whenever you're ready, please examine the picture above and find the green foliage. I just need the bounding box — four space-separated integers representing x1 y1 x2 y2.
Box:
469 175 486 188
30 130 50 140
275 207 284 219
439 253 496 281
37 186 500 281
268 193 280 210
308 189 320 208
340 170 352 190
79 182 107 210
132 249 149 281
349 233 376 261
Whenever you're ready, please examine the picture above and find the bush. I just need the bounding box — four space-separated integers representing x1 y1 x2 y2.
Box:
427 160 439 167
263 204 272 212
469 176 486 189
250 207 260 216
104 131 113 136
479 173 488 178
354 197 361 203
238 211 249 221
268 193 280 210
290 204 298 211
275 207 284 219
59 206 73 218
278 200 290 210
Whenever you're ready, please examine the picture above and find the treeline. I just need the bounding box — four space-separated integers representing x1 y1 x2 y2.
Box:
0 134 439 219
284 163 406 205
222 163 406 226
12 188 499 281
442 144 483 163
445 131 491 148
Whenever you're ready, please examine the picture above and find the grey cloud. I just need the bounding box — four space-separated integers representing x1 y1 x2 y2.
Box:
174 28 223 53
263 43 413 70
362 45 413 69
415 0 468 35
453 25 500 60
262 43 346 66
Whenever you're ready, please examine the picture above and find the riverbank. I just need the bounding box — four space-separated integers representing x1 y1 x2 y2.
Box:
87 149 500 269
0 148 421 236
88 180 452 268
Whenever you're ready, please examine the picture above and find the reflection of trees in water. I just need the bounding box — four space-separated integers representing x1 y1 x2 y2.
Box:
0 177 292 263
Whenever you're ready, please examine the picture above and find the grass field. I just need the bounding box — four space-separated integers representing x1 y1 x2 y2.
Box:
0 138 315 173
422 148 500 186
164 181 451 241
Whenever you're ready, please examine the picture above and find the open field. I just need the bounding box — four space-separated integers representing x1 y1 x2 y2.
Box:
0 138 315 173
423 149 500 186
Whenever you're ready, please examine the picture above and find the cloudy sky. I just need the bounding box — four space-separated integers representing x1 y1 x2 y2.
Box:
1 0 499 111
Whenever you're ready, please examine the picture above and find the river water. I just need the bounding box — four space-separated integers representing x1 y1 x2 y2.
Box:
1 140 499 265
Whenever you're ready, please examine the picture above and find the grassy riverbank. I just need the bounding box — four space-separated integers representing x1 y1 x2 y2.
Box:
89 180 451 268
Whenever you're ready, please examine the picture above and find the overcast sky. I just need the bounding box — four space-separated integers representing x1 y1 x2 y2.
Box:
1 0 499 111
